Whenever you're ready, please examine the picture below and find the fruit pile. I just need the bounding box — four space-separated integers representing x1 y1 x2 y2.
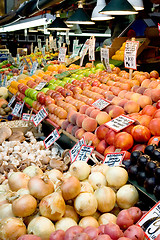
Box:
111 42 126 61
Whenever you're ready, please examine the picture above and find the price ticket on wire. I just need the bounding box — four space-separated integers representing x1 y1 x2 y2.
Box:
35 82 47 91
89 37 95 61
137 201 160 240
33 107 48 127
75 145 94 162
69 137 86 163
8 95 16 107
92 98 110 110
124 40 139 70
22 113 35 121
58 47 67 63
103 152 125 167
43 129 60 149
101 48 111 72
11 102 23 117
105 115 135 132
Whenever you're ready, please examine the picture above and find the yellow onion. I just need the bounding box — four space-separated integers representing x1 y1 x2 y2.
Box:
106 166 128 189
27 216 55 240
80 181 94 193
63 205 79 222
98 213 117 225
69 161 91 180
0 217 26 240
55 217 77 231
88 172 107 190
28 176 54 200
46 169 63 184
91 164 109 176
79 216 99 228
61 176 81 201
23 166 43 178
0 185 9 195
8 172 30 191
39 192 66 221
12 194 37 217
0 204 14 220
0 193 9 206
74 193 97 216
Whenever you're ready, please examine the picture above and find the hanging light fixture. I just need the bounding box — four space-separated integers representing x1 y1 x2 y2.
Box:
91 0 114 21
66 1 95 25
100 0 138 15
47 11 69 31
127 0 144 11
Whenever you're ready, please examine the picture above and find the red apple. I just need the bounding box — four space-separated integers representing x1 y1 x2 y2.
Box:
96 125 110 140
37 92 46 105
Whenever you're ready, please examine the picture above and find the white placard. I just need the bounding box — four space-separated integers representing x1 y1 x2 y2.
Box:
58 47 67 63
35 81 47 90
42 46 45 56
101 48 111 72
8 95 16 107
80 39 90 66
69 137 86 163
30 61 38 76
53 38 57 51
75 145 94 162
3 74 7 87
46 38 49 52
124 40 139 70
103 152 125 167
105 114 135 132
31 43 33 53
11 102 23 117
38 38 42 51
32 107 48 127
22 113 35 121
137 201 160 240
0 74 2 87
89 37 96 61
43 129 60 149
92 98 110 110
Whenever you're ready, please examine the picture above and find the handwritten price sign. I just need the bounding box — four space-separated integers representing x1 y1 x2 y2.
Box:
58 47 67 63
105 115 135 132
75 145 94 162
92 98 110 110
103 152 125 167
22 113 35 121
69 137 86 163
11 102 23 117
32 107 48 127
43 129 60 149
124 40 139 70
8 95 16 107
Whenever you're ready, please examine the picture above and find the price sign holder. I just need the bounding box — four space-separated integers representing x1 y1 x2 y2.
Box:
11 102 23 117
80 39 90 67
58 47 67 63
89 36 96 67
69 137 86 163
32 107 48 127
22 113 35 121
105 114 135 132
8 95 16 108
101 47 111 72
92 98 110 110
35 81 47 91
137 201 160 240
103 152 125 167
43 129 60 149
75 145 94 162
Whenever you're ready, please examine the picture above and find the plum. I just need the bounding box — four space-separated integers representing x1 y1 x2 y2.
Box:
49 230 65 240
104 223 123 240
124 225 144 240
116 209 134 230
127 207 143 223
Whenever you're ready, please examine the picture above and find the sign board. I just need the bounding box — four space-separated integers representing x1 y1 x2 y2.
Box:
80 39 90 66
124 40 139 70
101 48 111 72
89 37 96 61
43 129 60 149
92 98 110 110
35 81 47 91
103 152 125 167
32 107 48 127
22 113 35 121
58 47 67 63
75 145 94 162
69 137 86 163
8 95 16 107
11 102 23 117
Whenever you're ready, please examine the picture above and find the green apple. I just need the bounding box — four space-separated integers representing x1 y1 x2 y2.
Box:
30 91 38 101
49 79 56 84
96 63 105 70
62 77 71 82
41 88 49 93
59 81 66 87
71 74 78 78
48 84 57 90
84 70 92 77
110 64 115 70
91 67 96 73
25 88 30 97
76 74 84 80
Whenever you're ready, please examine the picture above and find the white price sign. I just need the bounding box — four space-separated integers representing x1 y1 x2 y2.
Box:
101 48 111 72
11 102 23 117
69 137 86 163
124 40 139 70
58 47 67 63
53 38 58 51
22 113 35 121
137 201 160 240
75 145 94 162
33 107 48 127
8 95 16 107
105 114 135 132
89 37 96 61
103 152 125 167
92 98 110 110
43 129 60 149
35 82 47 91
30 61 38 76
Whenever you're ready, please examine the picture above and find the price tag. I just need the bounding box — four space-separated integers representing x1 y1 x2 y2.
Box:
3 74 7 87
31 43 33 53
42 58 47 66
69 137 86 163
70 44 83 59
75 145 94 162
8 95 16 107
92 98 110 110
23 57 30 69
80 39 90 66
22 113 35 121
53 38 57 51
101 48 111 72
58 36 63 49
103 152 125 167
11 102 23 117
30 61 38 76
66 30 70 45
0 74 2 87
124 40 139 70
34 46 38 54
43 129 60 149
32 107 48 127
58 47 67 63
42 46 45 56
17 54 20 65
35 81 47 90
8 54 16 65
89 37 96 61
105 114 135 132
137 201 160 240
20 66 24 74
38 39 42 51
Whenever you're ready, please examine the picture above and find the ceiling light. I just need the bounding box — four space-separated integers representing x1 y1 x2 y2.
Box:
91 0 114 21
47 11 69 31
100 0 138 15
66 1 95 25
29 27 38 32
127 0 144 11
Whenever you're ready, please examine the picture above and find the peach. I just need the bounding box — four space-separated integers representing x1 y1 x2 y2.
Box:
118 90 128 98
90 109 101 119
151 89 160 102
61 119 70 130
142 105 157 116
82 117 97 132
110 86 121 96
106 94 115 101
76 114 87 128
79 105 90 114
75 128 86 140
66 123 75 134
83 132 95 143
67 110 76 122
143 89 152 97
104 145 116 156
85 107 95 116
70 112 80 125
96 140 108 155
92 135 100 148
96 125 110 140
131 85 139 93
104 129 117 145
130 93 141 102
156 84 160 89
118 98 128 108
111 96 122 105
124 100 140 114
139 115 152 128
124 92 134 100
153 109 160 118
104 105 114 114
71 125 80 137
136 87 147 95
131 125 151 143
148 81 159 89
141 79 151 88
108 105 125 118
137 95 152 108
96 112 111 125
149 118 160 135
150 70 159 79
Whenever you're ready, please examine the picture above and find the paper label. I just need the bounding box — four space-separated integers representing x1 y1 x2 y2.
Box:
31 43 33 53
17 54 20 65
11 102 23 117
32 107 48 127
103 152 125 167
92 98 110 110
30 61 38 76
46 38 49 52
0 74 2 87
35 81 47 90
75 145 94 162
38 38 42 51
80 39 90 66
20 66 24 74
58 47 67 63
43 129 60 149
101 48 111 72
23 57 30 68
89 37 96 61
3 74 7 87
53 38 58 51
69 137 86 163
8 95 16 107
124 40 139 70
30 57 33 65
22 113 35 121
42 46 45 56
137 201 160 240
105 114 135 132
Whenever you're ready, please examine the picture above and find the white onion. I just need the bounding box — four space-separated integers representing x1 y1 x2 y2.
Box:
61 176 81 200
0 204 14 220
116 184 139 209
80 181 94 193
39 192 66 221
27 216 55 240
23 166 43 178
12 194 37 217
88 172 107 190
63 205 79 222
69 161 91 180
16 188 30 196
46 169 63 184
28 176 54 200
98 213 117 225
8 172 30 191
94 186 116 212
63 172 72 179
0 193 9 206
74 192 97 216
91 164 109 176
79 216 99 228
106 166 128 189
55 217 77 231
0 217 26 240
0 185 9 194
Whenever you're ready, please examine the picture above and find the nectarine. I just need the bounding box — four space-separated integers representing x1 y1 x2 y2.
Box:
114 132 134 151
